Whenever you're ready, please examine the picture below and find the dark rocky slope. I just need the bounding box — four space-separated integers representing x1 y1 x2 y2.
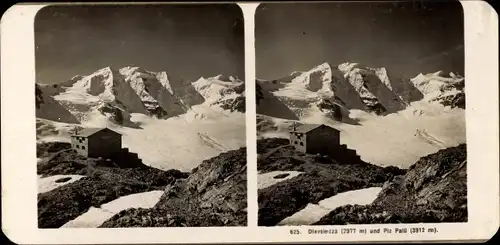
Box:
257 138 405 226
37 142 189 228
100 147 247 227
314 143 467 224
257 138 466 226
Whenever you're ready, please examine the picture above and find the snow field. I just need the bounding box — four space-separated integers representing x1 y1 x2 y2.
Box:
258 100 465 169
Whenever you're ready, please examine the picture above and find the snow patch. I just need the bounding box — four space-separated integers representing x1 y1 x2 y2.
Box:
278 187 382 226
258 171 303 189
61 190 164 228
100 190 164 212
38 175 86 194
61 207 116 228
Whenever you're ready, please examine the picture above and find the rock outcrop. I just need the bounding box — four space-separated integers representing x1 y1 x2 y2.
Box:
214 96 246 112
35 84 80 124
100 147 247 227
314 144 467 224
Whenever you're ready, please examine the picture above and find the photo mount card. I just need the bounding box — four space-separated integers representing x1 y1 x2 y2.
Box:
1 1 499 244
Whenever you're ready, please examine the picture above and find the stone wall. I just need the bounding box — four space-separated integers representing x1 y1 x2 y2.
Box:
110 148 145 168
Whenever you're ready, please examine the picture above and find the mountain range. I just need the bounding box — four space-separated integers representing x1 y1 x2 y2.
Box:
256 62 464 123
35 62 466 170
36 66 245 127
35 66 247 171
256 62 466 168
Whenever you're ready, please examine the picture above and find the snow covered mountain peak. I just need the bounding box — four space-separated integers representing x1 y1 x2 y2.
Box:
312 62 332 71
338 62 360 74
256 61 465 124
280 62 333 97
92 66 116 76
290 71 304 77
409 70 465 108
210 74 231 82
118 66 146 76
70 75 84 81
410 71 464 88
205 74 243 84
36 66 245 127
411 71 464 82
192 74 245 103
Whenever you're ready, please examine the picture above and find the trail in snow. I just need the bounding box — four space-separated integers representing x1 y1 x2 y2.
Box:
197 132 228 151
415 129 447 148
278 187 382 226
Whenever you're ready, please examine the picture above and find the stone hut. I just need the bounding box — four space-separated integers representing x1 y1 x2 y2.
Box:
70 127 122 158
289 123 360 162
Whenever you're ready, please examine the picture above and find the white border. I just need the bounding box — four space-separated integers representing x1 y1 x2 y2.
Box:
1 1 498 244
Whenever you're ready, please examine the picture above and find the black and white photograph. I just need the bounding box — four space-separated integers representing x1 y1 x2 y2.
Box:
255 2 467 226
35 4 247 228
2 1 499 243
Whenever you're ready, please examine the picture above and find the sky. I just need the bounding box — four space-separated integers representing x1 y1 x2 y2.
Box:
35 4 244 84
256 1 464 80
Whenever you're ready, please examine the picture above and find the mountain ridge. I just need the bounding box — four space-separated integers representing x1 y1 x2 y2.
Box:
36 66 246 127
256 62 465 123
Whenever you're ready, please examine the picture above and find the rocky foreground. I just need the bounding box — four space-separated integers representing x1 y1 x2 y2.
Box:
37 142 247 228
257 138 467 226
100 147 247 227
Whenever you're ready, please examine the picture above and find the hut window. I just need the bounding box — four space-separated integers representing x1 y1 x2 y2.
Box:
294 141 298 144
300 142 303 146
76 145 79 149
82 146 85 150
